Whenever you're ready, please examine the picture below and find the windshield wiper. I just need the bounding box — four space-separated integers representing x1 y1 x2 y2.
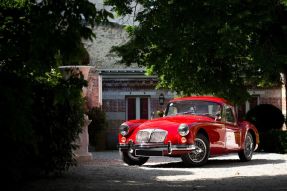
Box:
177 111 195 115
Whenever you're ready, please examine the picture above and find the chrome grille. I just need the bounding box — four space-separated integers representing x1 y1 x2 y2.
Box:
149 130 167 143
136 129 167 143
136 130 151 143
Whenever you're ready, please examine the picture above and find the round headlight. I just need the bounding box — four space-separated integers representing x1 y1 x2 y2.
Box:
119 123 130 136
178 123 189 136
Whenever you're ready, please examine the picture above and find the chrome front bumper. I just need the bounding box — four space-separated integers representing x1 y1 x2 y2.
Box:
118 141 196 156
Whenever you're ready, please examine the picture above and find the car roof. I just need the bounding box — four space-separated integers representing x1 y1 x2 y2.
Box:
169 96 231 105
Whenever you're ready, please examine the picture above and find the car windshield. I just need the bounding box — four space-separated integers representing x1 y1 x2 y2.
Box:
165 100 222 118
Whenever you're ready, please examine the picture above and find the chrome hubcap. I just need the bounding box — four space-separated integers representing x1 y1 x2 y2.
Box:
244 135 253 158
188 138 207 163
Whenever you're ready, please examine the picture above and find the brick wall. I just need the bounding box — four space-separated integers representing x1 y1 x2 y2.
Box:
102 99 126 112
260 97 282 110
84 25 140 69
86 69 101 109
249 88 283 110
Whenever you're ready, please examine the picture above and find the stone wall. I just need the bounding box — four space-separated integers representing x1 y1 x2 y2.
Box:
85 25 139 70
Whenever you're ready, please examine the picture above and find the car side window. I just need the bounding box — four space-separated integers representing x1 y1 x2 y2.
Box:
225 107 235 123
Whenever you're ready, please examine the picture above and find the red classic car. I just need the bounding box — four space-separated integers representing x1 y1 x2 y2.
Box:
118 96 259 166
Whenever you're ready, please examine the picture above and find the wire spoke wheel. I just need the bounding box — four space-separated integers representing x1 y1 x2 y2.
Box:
238 132 254 162
121 150 149 166
244 134 253 158
181 133 210 166
188 138 207 163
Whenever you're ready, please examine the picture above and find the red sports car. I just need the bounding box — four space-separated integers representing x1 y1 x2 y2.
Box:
118 96 259 166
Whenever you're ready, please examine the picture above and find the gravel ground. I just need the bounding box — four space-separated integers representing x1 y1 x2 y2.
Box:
23 151 287 191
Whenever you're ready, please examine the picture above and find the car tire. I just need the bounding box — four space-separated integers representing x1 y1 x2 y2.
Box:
181 133 210 167
238 132 254 162
120 151 149 166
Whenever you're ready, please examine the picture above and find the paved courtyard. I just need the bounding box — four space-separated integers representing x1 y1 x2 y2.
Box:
24 151 287 191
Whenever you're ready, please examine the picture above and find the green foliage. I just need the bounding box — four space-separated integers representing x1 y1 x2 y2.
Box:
1 0 112 75
245 104 286 153
31 70 87 175
0 69 86 183
0 72 35 182
87 107 108 148
246 104 285 131
260 130 287 154
105 0 287 104
0 0 111 186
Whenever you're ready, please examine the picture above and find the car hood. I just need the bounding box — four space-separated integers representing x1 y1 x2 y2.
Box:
137 115 214 131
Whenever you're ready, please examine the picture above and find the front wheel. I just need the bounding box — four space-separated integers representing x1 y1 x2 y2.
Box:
120 151 149 166
181 133 210 167
238 132 254 162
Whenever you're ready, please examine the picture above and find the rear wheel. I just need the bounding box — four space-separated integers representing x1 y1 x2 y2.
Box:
120 150 149 166
181 133 210 167
238 132 254 162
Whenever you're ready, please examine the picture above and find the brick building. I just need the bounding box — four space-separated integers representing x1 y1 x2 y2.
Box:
83 22 170 149
86 67 174 149
84 1 286 149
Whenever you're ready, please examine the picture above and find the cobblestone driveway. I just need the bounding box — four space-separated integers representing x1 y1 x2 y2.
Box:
24 151 287 191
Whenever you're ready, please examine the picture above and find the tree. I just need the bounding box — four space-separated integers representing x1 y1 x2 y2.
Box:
1 0 112 74
104 0 287 104
0 0 111 184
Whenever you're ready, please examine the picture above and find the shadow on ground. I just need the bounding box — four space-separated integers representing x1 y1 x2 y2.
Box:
20 152 287 191
143 158 285 169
